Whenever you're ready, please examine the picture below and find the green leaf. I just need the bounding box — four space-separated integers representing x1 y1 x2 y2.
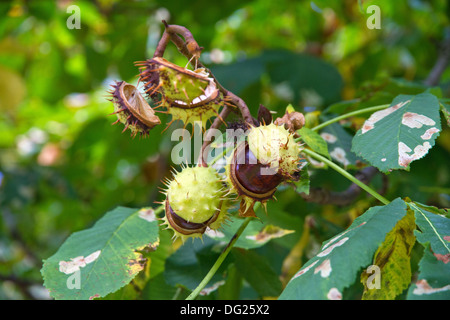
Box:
232 248 283 297
41 207 159 300
294 164 310 195
298 126 330 159
263 50 343 106
211 57 265 95
142 273 181 300
217 264 242 300
320 122 361 168
205 216 295 250
409 202 450 257
164 237 229 291
407 245 450 300
360 209 416 300
351 93 441 173
279 198 407 300
439 102 450 127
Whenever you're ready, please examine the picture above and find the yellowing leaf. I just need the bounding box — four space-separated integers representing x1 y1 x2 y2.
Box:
361 209 416 300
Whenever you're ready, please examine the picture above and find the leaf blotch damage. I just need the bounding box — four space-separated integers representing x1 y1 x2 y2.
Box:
398 141 432 168
317 237 349 257
138 207 157 222
420 127 440 140
434 253 450 264
291 260 319 280
413 279 450 295
59 250 101 275
330 147 350 167
327 287 342 300
401 112 435 128
314 259 332 278
320 133 337 143
245 225 294 244
361 100 409 134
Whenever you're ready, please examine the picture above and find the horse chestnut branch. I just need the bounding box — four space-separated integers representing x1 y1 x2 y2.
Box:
107 22 306 241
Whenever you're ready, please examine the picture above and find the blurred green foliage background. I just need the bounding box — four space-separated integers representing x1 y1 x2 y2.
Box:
0 0 449 299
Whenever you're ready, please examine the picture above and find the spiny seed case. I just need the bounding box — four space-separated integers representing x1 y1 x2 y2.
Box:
108 81 161 138
137 57 224 130
161 165 229 242
225 123 303 217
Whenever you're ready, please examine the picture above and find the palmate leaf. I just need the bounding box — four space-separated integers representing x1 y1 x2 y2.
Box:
351 93 441 173
41 207 159 300
278 198 407 300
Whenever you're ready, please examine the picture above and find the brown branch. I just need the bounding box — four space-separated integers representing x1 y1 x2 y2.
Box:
198 106 232 166
153 30 170 58
424 33 450 86
162 23 255 126
222 90 256 126
157 21 203 69
152 21 257 167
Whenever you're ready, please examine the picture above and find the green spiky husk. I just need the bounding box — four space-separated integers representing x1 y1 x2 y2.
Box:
138 57 224 130
162 166 229 241
247 123 301 179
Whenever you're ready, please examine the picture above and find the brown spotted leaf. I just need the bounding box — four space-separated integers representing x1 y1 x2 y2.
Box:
41 207 159 300
360 209 416 300
407 244 450 300
279 198 407 300
351 93 441 173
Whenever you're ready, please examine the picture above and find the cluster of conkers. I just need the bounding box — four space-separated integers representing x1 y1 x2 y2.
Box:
108 57 304 242
161 122 303 242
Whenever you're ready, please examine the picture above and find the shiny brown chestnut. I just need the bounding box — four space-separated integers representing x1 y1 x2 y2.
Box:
229 141 283 202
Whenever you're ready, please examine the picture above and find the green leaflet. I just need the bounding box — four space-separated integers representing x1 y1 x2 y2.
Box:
439 102 450 127
298 126 331 159
232 248 283 297
294 164 310 195
351 93 441 173
360 209 416 300
41 207 159 300
407 245 450 300
164 236 228 292
320 122 361 168
279 198 407 300
409 202 450 257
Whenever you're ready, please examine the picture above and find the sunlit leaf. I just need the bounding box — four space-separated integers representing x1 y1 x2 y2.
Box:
298 126 330 159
